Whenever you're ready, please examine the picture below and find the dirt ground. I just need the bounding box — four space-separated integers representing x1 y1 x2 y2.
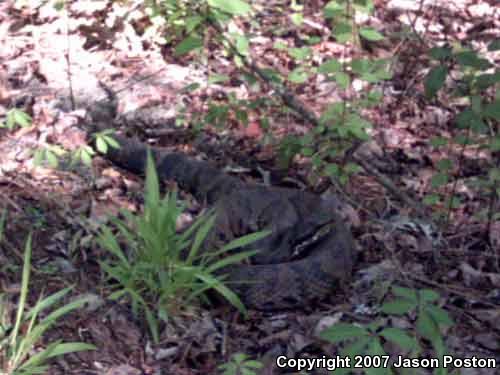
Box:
0 0 499 374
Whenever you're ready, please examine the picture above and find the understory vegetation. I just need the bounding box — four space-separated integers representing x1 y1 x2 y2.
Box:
0 0 498 374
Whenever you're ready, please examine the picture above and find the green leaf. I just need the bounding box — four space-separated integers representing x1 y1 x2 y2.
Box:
365 339 391 375
217 230 270 254
319 323 370 343
325 163 339 177
11 234 33 347
288 67 309 83
196 272 247 314
16 339 60 371
301 147 314 156
103 135 120 149
430 137 448 147
471 95 482 114
419 289 440 303
208 0 251 15
423 193 440 206
145 150 160 208
324 1 347 19
274 41 287 50
81 148 93 166
235 34 250 56
474 72 500 90
381 300 416 315
470 114 487 133
12 109 32 128
188 214 216 262
424 66 448 97
332 337 371 375
145 307 159 344
174 35 203 56
429 46 452 61
318 59 342 74
359 27 384 41
245 360 264 369
456 108 475 129
484 100 500 120
455 51 492 70
290 12 303 26
335 72 351 89
208 74 230 84
380 327 418 350
96 137 108 154
353 0 374 13
346 114 371 140
288 47 311 60
351 58 371 75
425 305 454 326
39 296 93 326
436 159 452 171
488 167 500 182
431 172 449 188
33 149 44 166
488 39 500 51
45 150 59 168
20 342 95 370
491 136 500 152
344 162 362 175
453 134 470 145
320 102 343 124
25 288 72 321
181 82 201 93
334 22 353 43
416 310 441 342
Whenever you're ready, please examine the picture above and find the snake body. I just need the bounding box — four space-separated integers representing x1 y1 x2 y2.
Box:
95 134 355 310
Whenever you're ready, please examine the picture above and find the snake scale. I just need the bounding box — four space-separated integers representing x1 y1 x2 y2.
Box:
91 132 355 310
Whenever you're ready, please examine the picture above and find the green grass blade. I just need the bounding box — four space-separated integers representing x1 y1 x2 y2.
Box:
25 287 72 321
187 214 216 263
195 272 247 315
205 250 258 273
39 296 93 326
218 230 270 253
145 149 160 208
11 233 33 348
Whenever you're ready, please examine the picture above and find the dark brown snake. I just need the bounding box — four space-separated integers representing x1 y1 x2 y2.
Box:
92 133 355 310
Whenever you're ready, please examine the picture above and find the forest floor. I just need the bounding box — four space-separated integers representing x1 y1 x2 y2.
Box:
0 0 499 374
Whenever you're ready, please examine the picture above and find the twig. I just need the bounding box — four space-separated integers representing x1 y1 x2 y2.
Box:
352 155 428 218
406 273 499 309
64 6 75 110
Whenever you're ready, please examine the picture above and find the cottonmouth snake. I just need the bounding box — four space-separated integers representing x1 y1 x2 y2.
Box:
91 132 355 310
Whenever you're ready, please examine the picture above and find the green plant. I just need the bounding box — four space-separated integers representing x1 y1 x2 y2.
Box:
276 0 388 185
159 0 386 185
0 221 95 374
32 129 119 169
423 41 499 224
0 109 32 130
33 145 66 169
98 151 267 343
218 353 263 375
320 285 454 375
92 129 121 155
